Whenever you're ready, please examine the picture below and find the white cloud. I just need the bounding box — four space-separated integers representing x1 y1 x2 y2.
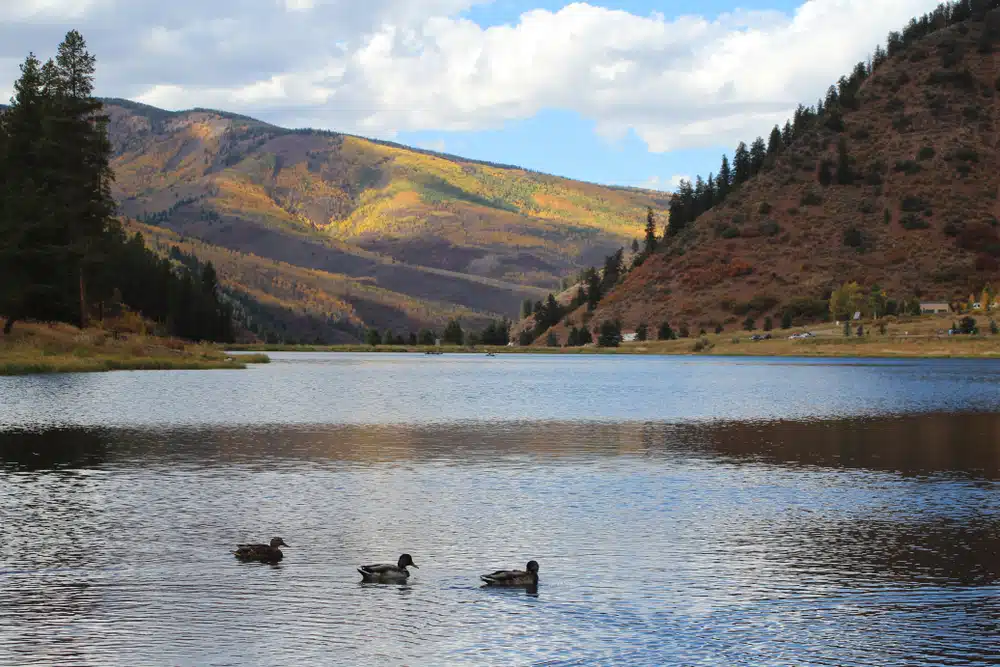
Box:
639 175 689 192
0 0 945 151
416 138 448 152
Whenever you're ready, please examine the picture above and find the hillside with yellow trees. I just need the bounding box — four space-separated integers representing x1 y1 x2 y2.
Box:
105 99 666 340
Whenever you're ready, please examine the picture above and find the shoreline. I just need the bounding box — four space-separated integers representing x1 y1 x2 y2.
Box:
0 322 270 377
227 334 1000 359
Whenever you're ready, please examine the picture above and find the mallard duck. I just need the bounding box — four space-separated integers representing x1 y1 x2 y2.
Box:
232 537 288 563
480 560 539 587
358 553 418 583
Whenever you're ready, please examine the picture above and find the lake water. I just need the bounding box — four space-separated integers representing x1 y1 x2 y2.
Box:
1 353 999 665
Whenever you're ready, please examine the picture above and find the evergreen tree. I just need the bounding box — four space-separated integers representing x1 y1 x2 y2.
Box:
657 321 675 340
749 137 767 175
586 268 602 311
597 320 622 347
442 319 464 345
733 142 751 184
0 54 52 332
636 322 648 341
366 329 381 346
716 155 732 200
643 207 658 254
766 125 782 158
836 137 853 185
781 120 794 147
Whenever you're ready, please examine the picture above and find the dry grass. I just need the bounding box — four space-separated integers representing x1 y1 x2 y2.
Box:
0 321 269 376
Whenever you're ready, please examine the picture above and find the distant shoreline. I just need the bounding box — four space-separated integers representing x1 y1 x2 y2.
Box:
228 335 1000 359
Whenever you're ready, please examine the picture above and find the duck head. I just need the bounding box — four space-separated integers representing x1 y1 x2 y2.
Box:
270 537 288 548
526 560 539 574
398 553 418 569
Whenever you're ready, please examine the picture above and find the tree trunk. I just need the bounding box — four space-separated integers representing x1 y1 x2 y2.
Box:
3 317 14 335
79 269 88 329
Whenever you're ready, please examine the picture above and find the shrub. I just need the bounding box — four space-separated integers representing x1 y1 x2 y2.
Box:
851 127 871 140
763 316 773 332
951 146 980 162
944 220 964 237
743 316 756 331
843 226 864 248
720 226 740 239
901 196 930 212
893 160 921 175
714 324 724 334
991 319 999 335
759 220 781 237
900 213 930 230
692 338 714 353
800 191 823 206
892 114 913 132
917 146 935 160
781 311 793 329
885 97 905 112
758 201 772 215
884 208 891 225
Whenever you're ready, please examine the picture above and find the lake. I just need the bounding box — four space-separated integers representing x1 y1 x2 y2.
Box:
1 353 999 665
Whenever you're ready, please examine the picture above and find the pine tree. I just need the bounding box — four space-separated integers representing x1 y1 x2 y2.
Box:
767 125 782 158
47 31 116 327
749 137 767 175
717 155 732 201
781 120 794 147
586 268 602 311
733 142 751 184
0 54 56 332
836 137 853 185
643 207 658 254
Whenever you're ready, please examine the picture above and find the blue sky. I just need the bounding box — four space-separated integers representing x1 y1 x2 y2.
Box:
386 0 909 189
0 0 941 190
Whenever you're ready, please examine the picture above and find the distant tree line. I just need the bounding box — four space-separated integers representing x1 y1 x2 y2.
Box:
363 317 512 347
0 31 234 341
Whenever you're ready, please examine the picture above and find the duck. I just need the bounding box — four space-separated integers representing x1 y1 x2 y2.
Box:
232 537 288 563
358 553 418 583
480 560 539 587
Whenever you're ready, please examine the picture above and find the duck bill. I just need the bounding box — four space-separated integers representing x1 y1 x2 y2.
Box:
410 563 419 568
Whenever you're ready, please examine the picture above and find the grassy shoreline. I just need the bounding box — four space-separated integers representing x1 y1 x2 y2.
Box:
228 334 1000 359
0 322 270 376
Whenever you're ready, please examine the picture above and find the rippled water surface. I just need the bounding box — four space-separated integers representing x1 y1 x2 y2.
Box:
1 354 999 666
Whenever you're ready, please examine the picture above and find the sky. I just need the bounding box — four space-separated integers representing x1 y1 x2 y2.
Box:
0 0 945 190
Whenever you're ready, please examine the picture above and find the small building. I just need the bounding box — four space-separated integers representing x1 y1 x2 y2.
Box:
920 302 951 314
622 332 639 343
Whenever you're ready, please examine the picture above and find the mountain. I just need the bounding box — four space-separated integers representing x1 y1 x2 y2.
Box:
103 100 667 338
537 3 1000 341
127 220 505 343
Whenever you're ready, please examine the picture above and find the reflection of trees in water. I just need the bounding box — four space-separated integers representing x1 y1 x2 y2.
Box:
0 428 110 471
680 413 1000 478
3 413 1000 476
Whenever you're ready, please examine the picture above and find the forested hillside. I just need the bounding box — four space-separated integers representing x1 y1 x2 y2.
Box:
528 0 1000 346
0 32 234 342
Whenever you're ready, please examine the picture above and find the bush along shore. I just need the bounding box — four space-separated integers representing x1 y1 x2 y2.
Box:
0 322 269 376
